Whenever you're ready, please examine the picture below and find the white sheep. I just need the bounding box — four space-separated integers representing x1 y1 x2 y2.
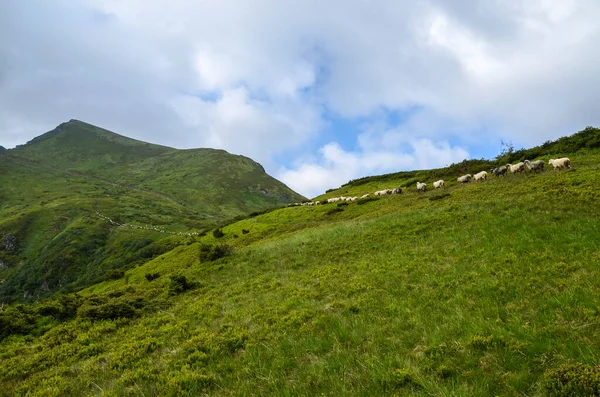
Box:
524 159 545 172
457 174 472 183
473 171 488 182
360 194 370 199
392 187 403 194
433 180 445 189
506 162 525 173
416 182 427 192
548 158 571 170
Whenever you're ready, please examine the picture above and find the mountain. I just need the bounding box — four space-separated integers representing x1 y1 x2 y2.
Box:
0 146 6 154
0 126 599 395
0 120 305 301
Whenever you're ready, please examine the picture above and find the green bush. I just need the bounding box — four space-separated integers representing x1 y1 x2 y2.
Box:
199 243 234 262
36 294 82 320
357 197 379 205
78 297 137 320
145 272 160 281
102 269 125 281
382 368 421 391
326 207 344 215
0 304 37 340
168 273 192 295
541 362 600 396
212 229 225 238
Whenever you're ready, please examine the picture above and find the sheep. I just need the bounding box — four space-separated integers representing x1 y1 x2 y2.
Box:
506 162 525 173
360 194 370 199
392 187 403 194
524 159 545 172
433 180 445 189
374 189 393 196
473 171 488 182
491 166 507 176
457 174 472 183
548 157 571 170
416 182 427 192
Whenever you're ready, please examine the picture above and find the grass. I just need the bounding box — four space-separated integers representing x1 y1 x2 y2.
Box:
1 146 599 395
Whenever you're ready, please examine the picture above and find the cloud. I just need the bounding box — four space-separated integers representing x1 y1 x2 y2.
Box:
1 0 600 197
279 136 469 198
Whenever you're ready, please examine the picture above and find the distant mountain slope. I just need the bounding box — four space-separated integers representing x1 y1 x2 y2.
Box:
8 119 305 219
0 120 305 301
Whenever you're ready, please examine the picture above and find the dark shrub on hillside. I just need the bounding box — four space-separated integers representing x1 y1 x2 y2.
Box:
326 207 344 215
199 243 234 262
242 229 250 234
36 294 82 320
103 269 125 281
145 272 160 281
78 298 137 320
542 362 600 396
0 305 36 341
429 193 451 201
168 273 192 295
337 202 349 207
357 197 379 205
212 229 225 238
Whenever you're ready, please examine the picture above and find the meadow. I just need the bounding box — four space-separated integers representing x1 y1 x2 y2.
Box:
1 145 599 395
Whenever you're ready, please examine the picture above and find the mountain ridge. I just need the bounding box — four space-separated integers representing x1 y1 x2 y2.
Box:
0 119 305 301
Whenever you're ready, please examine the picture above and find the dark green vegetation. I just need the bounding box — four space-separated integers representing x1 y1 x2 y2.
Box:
0 120 305 301
1 127 599 395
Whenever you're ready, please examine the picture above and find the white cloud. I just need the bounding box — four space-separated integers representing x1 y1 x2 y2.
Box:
1 0 600 196
279 137 469 198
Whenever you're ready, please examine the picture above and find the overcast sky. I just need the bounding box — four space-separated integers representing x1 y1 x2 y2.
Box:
1 1 599 197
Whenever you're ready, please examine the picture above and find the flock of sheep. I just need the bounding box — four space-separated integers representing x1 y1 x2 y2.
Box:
94 210 201 237
296 157 572 206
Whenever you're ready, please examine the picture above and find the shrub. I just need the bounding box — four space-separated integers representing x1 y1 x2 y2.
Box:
0 304 37 340
242 229 250 234
326 207 344 215
168 273 192 295
36 294 82 320
102 269 125 281
541 362 600 396
337 202 349 207
78 297 137 320
429 193 451 201
199 243 234 262
212 229 225 238
145 272 160 281
382 368 421 391
357 197 378 205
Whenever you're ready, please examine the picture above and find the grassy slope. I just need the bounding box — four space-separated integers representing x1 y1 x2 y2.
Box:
0 120 304 301
1 148 599 395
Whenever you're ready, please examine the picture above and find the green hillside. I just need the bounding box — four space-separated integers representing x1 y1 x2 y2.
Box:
0 127 599 396
0 120 305 301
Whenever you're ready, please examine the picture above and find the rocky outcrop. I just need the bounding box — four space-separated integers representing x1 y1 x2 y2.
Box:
2 233 17 253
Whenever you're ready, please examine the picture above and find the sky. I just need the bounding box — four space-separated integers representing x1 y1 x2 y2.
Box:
1 1 599 197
